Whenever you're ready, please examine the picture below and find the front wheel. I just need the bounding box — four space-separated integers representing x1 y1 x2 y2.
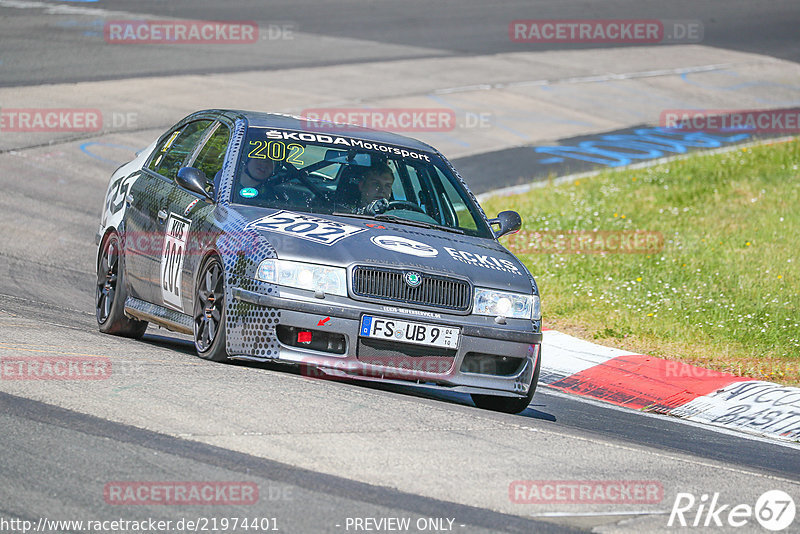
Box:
470 352 541 414
193 255 228 362
96 232 148 338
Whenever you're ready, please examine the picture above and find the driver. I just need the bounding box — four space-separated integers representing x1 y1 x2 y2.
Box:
235 158 276 200
240 158 275 188
355 163 394 213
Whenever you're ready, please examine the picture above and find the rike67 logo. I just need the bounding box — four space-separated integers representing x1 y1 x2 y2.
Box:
669 490 796 531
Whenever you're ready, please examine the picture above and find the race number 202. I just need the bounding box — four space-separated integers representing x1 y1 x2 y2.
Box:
246 210 365 246
161 214 191 311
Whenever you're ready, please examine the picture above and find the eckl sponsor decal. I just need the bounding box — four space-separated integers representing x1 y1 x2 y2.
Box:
444 247 521 275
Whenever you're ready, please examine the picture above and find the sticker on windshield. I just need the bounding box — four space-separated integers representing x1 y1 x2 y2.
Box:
161 213 191 311
245 211 365 246
239 187 258 198
249 127 432 162
370 235 439 257
248 140 305 165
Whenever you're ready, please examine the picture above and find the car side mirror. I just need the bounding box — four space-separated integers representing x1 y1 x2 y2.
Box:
176 167 213 202
489 210 522 238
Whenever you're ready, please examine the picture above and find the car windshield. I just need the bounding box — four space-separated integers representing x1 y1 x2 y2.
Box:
230 126 493 238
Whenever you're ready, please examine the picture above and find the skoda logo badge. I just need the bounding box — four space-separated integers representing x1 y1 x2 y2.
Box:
404 272 422 288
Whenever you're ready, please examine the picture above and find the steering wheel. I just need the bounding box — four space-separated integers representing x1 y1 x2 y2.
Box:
385 200 426 213
271 162 330 202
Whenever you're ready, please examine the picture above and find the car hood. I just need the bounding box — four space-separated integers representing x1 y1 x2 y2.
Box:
231 206 533 293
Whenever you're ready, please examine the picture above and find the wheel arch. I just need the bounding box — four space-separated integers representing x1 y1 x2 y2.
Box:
192 248 223 311
96 224 123 272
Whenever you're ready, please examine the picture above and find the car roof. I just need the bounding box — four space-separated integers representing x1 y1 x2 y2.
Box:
209 109 438 153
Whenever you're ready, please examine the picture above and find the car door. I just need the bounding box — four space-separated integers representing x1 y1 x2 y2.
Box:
125 118 215 305
159 120 232 314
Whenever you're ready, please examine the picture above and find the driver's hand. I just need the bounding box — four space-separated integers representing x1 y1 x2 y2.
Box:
358 198 389 215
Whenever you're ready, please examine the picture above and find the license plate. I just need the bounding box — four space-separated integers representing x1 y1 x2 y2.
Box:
360 315 459 349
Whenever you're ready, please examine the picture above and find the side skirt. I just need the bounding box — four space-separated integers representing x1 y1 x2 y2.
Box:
124 296 193 335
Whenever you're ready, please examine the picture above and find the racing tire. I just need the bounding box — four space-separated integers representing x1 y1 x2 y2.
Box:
96 232 148 338
470 351 541 414
193 254 229 362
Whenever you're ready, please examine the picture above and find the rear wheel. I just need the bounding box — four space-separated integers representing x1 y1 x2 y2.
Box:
193 255 228 362
96 232 148 338
470 351 541 414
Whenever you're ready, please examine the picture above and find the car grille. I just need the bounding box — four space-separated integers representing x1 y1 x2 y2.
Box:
351 266 471 311
357 338 455 375
460 352 526 376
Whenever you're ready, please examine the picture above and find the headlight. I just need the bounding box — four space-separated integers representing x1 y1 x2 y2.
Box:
255 259 347 297
473 288 540 320
531 294 541 321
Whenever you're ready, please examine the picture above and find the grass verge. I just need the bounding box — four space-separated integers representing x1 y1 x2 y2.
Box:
482 139 800 385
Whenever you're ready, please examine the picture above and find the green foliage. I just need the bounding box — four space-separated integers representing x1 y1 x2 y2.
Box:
483 140 800 381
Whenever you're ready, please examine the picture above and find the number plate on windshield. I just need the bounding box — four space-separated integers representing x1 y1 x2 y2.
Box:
360 315 459 349
245 210 365 246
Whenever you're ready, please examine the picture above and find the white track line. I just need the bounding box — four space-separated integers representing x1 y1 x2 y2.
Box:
434 62 768 94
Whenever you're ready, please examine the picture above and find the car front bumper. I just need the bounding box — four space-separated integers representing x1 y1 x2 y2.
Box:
231 287 541 398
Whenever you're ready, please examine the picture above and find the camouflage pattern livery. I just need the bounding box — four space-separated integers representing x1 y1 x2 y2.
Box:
96 110 543 413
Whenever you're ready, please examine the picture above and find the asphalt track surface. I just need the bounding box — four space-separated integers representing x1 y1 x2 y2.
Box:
1 1 799 533
2 0 799 85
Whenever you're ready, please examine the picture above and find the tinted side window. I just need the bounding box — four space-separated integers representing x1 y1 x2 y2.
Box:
433 165 477 231
392 161 418 202
148 120 213 180
190 123 230 192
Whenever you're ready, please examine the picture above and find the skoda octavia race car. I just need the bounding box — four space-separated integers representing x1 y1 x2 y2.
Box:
96 110 542 413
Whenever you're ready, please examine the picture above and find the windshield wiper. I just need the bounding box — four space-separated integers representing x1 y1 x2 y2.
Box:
374 214 465 234
332 212 465 234
332 212 373 220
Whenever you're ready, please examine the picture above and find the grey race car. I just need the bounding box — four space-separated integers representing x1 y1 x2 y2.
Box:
96 110 542 413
